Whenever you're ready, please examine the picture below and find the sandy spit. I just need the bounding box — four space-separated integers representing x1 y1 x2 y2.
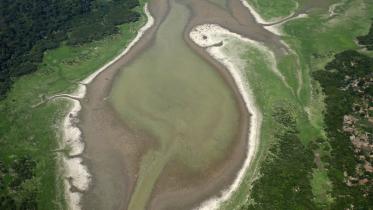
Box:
189 24 263 210
328 0 345 17
239 0 306 36
264 13 308 36
55 4 155 210
240 0 296 25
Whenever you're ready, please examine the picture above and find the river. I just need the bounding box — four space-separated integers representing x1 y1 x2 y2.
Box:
79 0 332 209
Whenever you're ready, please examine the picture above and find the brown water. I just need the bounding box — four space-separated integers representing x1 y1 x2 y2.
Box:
110 1 241 209
80 0 335 209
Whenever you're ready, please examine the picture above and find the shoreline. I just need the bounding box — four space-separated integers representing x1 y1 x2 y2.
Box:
239 0 297 25
145 0 254 208
65 0 287 209
239 0 308 37
57 4 155 210
263 13 308 36
189 24 263 210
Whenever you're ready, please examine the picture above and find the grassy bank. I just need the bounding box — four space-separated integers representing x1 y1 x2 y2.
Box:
223 0 372 209
247 0 298 21
0 4 147 209
220 36 317 210
282 1 372 207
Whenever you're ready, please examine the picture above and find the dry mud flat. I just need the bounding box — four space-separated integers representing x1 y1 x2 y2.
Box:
79 4 159 210
147 1 288 208
78 0 292 209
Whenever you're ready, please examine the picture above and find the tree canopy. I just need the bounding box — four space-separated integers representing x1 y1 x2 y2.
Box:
0 0 140 98
313 23 373 209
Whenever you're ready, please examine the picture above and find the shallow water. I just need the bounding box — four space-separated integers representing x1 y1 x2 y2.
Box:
209 0 228 9
110 1 240 209
80 0 338 209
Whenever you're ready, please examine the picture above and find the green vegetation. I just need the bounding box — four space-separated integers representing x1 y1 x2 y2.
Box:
247 0 298 21
0 156 38 209
238 44 320 210
281 1 372 207
277 54 300 94
224 0 372 209
314 47 372 209
311 169 333 207
220 38 318 210
358 21 373 50
0 0 140 98
246 104 316 210
1 0 371 209
0 2 147 209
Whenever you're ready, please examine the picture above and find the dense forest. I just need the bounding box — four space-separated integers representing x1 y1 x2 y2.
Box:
243 22 373 210
242 103 317 210
313 22 373 209
357 22 373 50
0 0 140 99
0 156 38 209
0 0 141 208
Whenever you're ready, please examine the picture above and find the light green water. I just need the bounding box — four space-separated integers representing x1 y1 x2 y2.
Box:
110 1 240 209
209 0 228 9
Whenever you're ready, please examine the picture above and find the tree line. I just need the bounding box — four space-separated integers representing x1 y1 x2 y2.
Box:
242 103 317 210
0 156 38 209
313 21 373 209
0 0 140 98
241 20 373 210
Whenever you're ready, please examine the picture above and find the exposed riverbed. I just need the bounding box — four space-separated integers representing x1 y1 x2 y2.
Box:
77 0 334 209
111 2 243 209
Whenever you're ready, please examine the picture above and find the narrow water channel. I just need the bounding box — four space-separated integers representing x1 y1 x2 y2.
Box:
110 1 241 209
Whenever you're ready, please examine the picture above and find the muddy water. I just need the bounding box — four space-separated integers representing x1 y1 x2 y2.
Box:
80 0 335 209
110 1 241 209
209 0 228 9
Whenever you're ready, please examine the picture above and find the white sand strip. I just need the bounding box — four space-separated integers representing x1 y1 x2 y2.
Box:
279 39 304 96
241 0 309 96
61 99 84 157
264 13 308 36
240 0 297 25
55 97 91 210
239 0 308 96
55 4 155 210
328 0 347 17
190 24 263 210
81 5 154 85
191 24 293 93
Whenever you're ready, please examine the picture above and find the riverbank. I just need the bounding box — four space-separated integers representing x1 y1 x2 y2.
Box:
78 0 373 209
91 1 300 209
0 2 151 210
79 0 165 209
189 24 263 210
72 0 367 209
58 4 155 210
131 0 293 208
80 0 252 209
220 0 373 209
